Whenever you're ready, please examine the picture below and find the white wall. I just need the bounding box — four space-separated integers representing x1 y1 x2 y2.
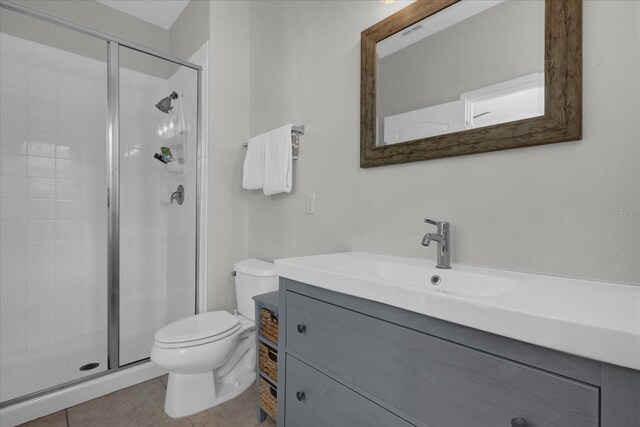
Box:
207 1 251 311
245 0 640 286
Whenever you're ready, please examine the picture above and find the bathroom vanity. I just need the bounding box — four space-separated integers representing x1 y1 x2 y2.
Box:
275 253 640 427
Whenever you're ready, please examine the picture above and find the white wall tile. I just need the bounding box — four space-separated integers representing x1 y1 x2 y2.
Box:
82 257 107 282
0 263 26 287
55 179 82 199
27 262 55 286
55 278 82 302
56 140 83 160
82 239 106 260
1 61 27 90
1 240 26 265
1 306 27 354
56 159 83 180
27 323 55 348
28 112 56 137
55 260 82 282
82 219 106 238
0 102 27 133
1 154 27 176
55 239 82 261
55 220 83 240
0 279 26 310
27 281 54 307
82 143 105 162
1 176 27 198
27 240 55 263
29 94 56 117
82 199 107 220
27 156 56 178
28 220 56 241
1 129 27 155
55 299 82 322
56 117 83 141
28 302 55 328
55 200 82 220
57 75 82 102
0 198 27 220
27 134 56 157
27 177 55 199
28 199 55 220
55 319 82 341
28 41 56 69
82 161 105 181
1 220 26 241
56 99 83 120
82 120 104 142
82 309 106 335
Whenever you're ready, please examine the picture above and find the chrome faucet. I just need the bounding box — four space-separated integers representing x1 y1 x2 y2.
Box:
422 218 451 269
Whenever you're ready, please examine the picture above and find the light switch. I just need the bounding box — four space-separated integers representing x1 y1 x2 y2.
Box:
306 193 315 214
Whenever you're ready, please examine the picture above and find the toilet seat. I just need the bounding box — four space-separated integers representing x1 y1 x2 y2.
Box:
154 311 241 349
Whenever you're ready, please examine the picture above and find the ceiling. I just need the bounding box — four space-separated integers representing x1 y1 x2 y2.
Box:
96 0 190 30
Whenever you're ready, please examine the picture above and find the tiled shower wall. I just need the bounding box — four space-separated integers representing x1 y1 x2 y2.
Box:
0 33 108 355
0 33 109 401
0 31 204 401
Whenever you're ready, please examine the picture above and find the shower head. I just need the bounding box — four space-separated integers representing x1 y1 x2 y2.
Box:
155 91 179 114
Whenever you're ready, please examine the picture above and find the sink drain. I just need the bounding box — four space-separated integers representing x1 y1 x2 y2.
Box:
430 275 441 286
79 362 100 371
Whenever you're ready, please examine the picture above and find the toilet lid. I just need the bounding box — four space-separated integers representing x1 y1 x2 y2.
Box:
155 311 240 344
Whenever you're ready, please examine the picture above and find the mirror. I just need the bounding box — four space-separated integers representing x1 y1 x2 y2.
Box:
361 0 582 167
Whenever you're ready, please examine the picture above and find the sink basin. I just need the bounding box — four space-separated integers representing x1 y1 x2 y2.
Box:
275 252 640 370
338 260 517 297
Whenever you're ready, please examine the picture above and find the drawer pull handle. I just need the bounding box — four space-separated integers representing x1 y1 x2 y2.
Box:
296 391 306 402
511 418 529 427
296 324 306 334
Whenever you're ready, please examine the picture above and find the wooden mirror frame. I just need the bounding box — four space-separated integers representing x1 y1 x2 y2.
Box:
360 0 582 168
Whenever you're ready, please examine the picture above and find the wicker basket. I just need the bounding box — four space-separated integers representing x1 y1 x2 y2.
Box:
260 308 279 344
259 341 278 381
259 377 277 418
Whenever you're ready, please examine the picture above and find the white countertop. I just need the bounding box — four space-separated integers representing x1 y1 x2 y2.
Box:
275 252 640 371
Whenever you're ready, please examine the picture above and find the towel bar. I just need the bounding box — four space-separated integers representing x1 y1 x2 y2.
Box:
242 125 305 159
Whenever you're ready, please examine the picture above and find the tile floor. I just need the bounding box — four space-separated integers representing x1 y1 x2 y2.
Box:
19 376 276 427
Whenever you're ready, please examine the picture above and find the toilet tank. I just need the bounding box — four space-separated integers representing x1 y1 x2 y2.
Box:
233 259 278 321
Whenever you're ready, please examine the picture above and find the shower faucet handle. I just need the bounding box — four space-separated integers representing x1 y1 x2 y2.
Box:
170 184 184 205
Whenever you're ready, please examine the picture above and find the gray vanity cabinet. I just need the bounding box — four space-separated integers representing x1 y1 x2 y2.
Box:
277 279 640 427
285 355 411 427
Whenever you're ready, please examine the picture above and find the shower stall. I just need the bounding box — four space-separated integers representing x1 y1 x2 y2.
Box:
0 1 203 418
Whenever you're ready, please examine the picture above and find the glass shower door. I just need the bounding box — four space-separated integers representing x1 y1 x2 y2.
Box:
118 46 198 366
0 9 108 402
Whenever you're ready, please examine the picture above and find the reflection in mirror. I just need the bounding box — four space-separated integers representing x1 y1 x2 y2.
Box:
376 0 545 146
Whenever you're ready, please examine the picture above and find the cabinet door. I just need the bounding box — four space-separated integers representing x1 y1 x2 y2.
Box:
285 355 412 427
287 291 599 427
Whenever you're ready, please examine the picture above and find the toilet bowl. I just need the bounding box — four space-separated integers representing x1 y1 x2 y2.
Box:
151 259 278 418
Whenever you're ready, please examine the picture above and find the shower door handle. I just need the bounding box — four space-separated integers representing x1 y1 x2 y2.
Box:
171 184 184 205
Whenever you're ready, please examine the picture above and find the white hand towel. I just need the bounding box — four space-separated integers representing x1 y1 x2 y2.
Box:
263 124 293 195
242 133 267 190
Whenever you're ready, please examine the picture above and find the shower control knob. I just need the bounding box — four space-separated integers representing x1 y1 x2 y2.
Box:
510 418 529 427
296 324 306 334
296 391 306 402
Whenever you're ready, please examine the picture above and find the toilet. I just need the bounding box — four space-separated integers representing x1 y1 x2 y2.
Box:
151 259 278 418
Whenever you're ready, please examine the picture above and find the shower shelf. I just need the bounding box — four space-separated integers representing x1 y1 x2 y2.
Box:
160 141 186 175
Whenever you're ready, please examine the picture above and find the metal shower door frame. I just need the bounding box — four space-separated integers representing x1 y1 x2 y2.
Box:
0 0 203 405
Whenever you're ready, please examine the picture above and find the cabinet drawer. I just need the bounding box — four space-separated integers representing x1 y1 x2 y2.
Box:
285 354 411 427
286 291 599 427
